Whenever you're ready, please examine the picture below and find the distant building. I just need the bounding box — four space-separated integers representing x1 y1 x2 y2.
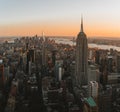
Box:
107 73 120 84
29 61 32 75
4 66 9 83
88 65 99 83
88 50 93 60
116 53 120 73
26 49 35 74
95 50 100 64
98 86 112 112
88 81 98 98
26 43 29 51
42 36 48 66
75 18 88 87
107 55 113 72
29 49 35 63
55 60 63 81
0 61 4 91
52 50 56 66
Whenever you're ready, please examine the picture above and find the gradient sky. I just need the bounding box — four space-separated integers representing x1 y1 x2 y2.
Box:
0 0 120 37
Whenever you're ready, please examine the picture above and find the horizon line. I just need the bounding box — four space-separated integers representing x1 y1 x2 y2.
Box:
0 35 120 39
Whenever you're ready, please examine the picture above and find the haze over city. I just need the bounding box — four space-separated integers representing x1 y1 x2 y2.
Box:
1 0 120 37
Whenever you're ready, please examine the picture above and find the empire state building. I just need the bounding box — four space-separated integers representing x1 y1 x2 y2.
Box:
75 18 88 87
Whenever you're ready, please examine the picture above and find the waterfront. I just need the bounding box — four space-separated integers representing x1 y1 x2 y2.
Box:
3 36 120 51
52 37 120 51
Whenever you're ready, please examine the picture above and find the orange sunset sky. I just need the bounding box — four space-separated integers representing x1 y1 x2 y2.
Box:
1 21 120 38
1 0 120 38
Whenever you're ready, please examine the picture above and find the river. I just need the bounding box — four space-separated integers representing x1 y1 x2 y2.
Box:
52 37 120 51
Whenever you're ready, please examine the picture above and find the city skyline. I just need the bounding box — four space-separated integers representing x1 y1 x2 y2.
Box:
1 0 120 38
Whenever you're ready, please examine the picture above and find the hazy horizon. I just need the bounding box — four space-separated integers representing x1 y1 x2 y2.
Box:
1 35 120 40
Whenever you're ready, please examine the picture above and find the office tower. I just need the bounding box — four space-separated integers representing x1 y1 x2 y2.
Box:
89 81 98 98
55 61 62 81
42 32 47 66
88 65 99 83
107 55 113 72
95 50 100 64
26 43 29 51
75 18 88 86
26 49 35 74
4 66 9 83
0 61 4 90
52 50 56 66
88 50 93 60
35 50 42 65
29 61 32 75
29 49 35 63
26 51 30 73
55 62 60 81
116 53 120 73
99 86 112 112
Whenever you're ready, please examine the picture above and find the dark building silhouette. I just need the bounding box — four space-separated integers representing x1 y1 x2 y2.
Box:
52 50 56 66
0 64 4 91
26 49 35 73
107 56 113 72
95 50 100 64
117 53 120 73
29 49 35 63
26 43 29 51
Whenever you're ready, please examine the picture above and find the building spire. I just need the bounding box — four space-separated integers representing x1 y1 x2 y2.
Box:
42 32 44 38
42 32 45 41
80 16 83 32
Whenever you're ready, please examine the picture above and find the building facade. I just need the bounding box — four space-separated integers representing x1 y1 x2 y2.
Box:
75 18 88 86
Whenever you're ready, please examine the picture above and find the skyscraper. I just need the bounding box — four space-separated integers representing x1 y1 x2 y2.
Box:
75 17 88 86
42 32 47 66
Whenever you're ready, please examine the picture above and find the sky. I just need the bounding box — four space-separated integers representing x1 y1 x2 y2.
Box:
0 0 120 38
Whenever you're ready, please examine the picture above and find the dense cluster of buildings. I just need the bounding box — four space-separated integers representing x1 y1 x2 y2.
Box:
0 19 120 112
73 19 120 112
